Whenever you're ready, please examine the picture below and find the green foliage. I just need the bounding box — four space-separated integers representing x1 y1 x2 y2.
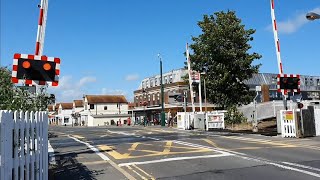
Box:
0 67 51 111
225 106 247 124
188 10 262 108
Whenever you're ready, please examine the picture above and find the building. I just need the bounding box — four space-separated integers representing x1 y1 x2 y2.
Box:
81 95 130 126
56 103 74 126
47 105 56 124
73 100 84 125
132 68 215 123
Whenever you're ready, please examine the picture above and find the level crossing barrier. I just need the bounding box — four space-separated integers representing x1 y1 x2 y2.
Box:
280 110 296 138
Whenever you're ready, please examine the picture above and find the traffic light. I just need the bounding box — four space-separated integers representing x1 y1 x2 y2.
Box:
297 102 304 109
11 53 60 86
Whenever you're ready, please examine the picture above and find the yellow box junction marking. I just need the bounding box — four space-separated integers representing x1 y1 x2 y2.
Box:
98 141 212 160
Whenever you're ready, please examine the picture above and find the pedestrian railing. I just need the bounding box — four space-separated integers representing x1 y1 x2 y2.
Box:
0 110 48 180
238 100 320 122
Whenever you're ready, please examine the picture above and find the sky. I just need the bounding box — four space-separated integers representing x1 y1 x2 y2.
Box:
1 0 320 103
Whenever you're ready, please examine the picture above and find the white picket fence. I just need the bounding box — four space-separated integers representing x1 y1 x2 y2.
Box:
0 110 48 180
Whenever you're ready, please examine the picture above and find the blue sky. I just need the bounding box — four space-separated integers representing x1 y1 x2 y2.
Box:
1 0 319 102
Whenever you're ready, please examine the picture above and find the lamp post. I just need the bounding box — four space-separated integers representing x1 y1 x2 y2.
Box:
158 54 165 126
200 72 208 114
306 12 320 21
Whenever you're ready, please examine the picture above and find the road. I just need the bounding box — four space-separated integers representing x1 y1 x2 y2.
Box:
48 125 320 180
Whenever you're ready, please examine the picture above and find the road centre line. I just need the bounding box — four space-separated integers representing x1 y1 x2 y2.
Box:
68 135 136 180
282 162 320 172
118 154 233 167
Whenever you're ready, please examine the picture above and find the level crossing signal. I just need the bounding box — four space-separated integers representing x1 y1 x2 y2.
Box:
11 53 60 86
277 74 300 95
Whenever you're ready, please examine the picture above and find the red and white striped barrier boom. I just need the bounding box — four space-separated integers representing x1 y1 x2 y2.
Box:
270 0 283 75
35 0 49 56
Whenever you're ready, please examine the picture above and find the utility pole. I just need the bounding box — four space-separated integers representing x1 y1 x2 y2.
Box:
158 54 165 126
186 43 195 112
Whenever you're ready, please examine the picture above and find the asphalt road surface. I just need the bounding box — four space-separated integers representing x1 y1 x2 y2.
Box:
48 125 320 180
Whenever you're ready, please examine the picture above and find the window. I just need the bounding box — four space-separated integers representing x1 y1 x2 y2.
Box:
155 78 158 86
104 106 108 110
90 104 94 109
150 79 153 87
64 117 69 123
169 75 173 83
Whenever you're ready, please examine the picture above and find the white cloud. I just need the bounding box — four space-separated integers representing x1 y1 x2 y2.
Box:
267 7 320 34
48 75 97 102
101 88 127 95
125 74 139 81
78 76 96 86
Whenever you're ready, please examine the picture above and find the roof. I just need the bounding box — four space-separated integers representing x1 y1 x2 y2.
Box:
74 100 83 107
85 95 128 104
60 103 73 110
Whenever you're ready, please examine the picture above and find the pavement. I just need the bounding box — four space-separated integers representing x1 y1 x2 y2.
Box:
48 125 320 180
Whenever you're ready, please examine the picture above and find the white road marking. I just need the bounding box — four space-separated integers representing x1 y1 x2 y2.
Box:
148 137 160 141
127 166 146 180
69 135 110 161
239 156 320 178
118 154 233 167
68 135 136 180
282 162 320 172
48 141 56 165
172 140 235 156
107 129 320 178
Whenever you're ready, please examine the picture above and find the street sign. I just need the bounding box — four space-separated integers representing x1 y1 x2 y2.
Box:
11 53 60 86
191 71 200 84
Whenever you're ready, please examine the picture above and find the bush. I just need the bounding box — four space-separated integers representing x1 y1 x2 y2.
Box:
225 106 247 124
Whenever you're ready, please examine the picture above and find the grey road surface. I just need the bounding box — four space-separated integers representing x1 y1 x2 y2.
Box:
48 126 320 180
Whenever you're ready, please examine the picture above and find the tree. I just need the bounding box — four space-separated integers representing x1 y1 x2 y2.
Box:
188 10 261 109
0 66 52 111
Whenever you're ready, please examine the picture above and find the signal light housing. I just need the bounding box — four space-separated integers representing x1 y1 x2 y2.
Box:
297 102 304 109
11 53 60 86
277 74 300 95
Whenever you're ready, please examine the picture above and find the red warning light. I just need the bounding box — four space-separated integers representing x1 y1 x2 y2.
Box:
43 63 51 71
22 61 31 69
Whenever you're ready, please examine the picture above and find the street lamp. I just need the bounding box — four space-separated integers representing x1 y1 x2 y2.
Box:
158 53 165 126
200 72 207 114
306 12 320 21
